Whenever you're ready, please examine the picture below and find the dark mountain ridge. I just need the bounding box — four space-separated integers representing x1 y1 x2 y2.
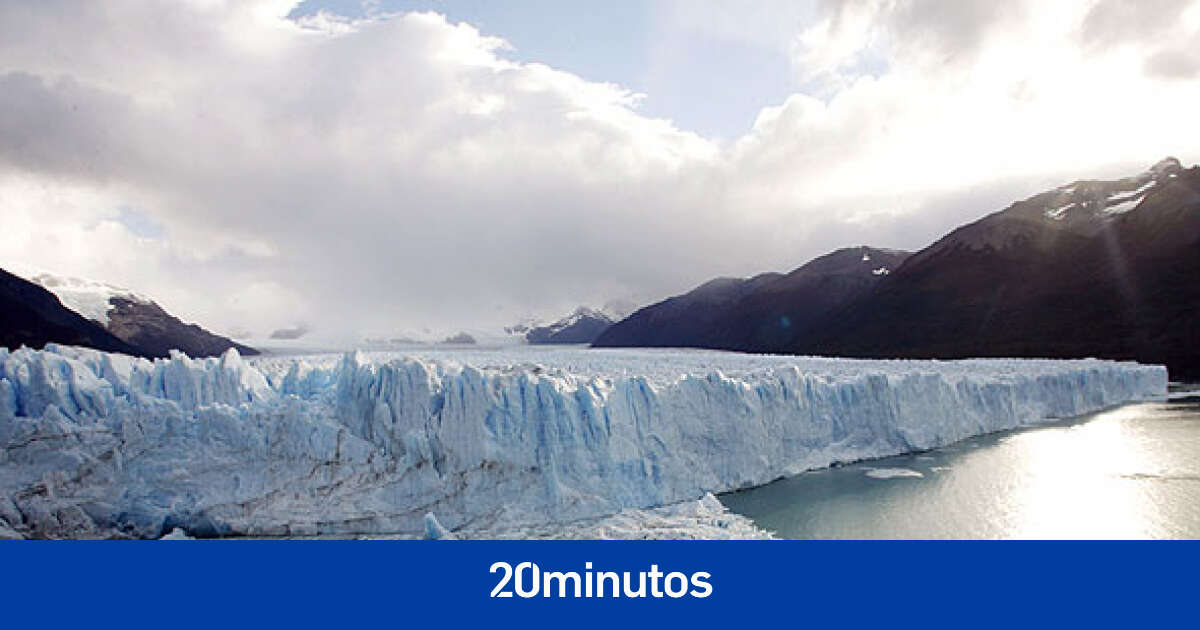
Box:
593 246 910 350
596 156 1200 380
809 157 1200 379
4 268 257 359
0 268 149 357
105 297 259 358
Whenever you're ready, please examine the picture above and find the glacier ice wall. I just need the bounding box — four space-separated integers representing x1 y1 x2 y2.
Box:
0 345 1167 538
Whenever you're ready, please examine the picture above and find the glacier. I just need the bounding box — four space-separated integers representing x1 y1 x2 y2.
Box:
0 344 1167 539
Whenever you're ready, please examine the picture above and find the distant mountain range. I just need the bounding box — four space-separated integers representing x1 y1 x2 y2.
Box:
7 158 1196 376
597 157 1200 380
525 307 617 344
269 326 309 340
2 270 256 358
512 300 640 345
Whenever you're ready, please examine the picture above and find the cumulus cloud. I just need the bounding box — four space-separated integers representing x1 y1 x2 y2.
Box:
1080 0 1193 49
0 0 1197 342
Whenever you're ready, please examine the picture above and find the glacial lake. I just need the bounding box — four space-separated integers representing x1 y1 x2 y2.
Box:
721 390 1200 539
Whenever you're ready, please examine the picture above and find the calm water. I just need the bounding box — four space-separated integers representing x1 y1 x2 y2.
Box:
721 394 1200 539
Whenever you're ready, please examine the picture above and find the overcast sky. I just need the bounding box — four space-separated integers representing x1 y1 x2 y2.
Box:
1 0 1198 341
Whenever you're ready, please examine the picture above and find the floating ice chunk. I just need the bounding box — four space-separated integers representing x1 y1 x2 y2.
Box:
865 468 924 479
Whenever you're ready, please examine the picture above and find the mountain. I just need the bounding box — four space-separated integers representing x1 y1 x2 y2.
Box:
808 157 1200 379
503 318 540 337
525 307 617 344
440 332 477 345
0 267 148 356
593 246 911 350
269 326 309 340
27 272 258 358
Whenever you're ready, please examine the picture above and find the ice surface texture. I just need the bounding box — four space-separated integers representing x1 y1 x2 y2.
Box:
0 345 1166 538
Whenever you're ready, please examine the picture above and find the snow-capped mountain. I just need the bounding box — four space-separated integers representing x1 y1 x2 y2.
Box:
26 272 257 359
26 274 153 327
505 299 641 345
923 156 1186 254
1041 157 1182 225
503 318 541 337
597 157 1200 379
525 306 617 344
807 157 1200 380
593 246 911 350
599 298 638 321
0 267 148 357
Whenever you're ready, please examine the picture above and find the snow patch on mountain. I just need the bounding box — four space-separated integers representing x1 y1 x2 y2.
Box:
1045 202 1076 221
540 307 612 334
0 344 1166 539
1101 196 1144 216
1042 157 1182 222
27 273 152 326
523 307 617 344
508 301 638 345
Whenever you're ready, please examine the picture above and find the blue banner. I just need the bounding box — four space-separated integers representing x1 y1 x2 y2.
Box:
3 541 1193 628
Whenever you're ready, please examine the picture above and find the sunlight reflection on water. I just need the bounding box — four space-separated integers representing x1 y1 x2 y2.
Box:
721 400 1200 539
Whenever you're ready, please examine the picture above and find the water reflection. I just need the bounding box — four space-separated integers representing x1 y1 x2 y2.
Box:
721 400 1200 539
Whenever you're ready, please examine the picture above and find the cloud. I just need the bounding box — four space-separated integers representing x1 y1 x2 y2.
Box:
1080 0 1200 79
790 0 1024 91
1080 0 1193 49
1145 40 1200 78
0 0 1197 342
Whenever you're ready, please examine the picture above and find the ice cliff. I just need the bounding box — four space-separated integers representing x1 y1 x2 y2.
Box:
0 345 1167 539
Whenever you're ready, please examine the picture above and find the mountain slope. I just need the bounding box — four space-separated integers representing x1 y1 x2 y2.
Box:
809 157 1200 379
29 272 258 358
526 307 616 344
0 267 149 356
104 297 259 358
593 246 910 350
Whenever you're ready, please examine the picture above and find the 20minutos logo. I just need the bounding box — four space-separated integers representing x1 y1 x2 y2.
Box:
490 561 712 599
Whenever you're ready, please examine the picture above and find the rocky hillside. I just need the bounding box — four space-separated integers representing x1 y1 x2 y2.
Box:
593 246 910 351
0 267 148 357
26 272 257 358
809 157 1200 379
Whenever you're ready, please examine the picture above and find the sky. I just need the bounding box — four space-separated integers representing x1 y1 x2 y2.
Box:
1 0 1198 342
